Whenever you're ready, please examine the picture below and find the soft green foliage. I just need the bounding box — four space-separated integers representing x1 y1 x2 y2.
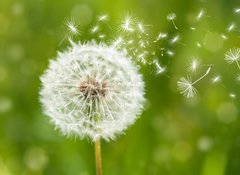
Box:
0 0 240 174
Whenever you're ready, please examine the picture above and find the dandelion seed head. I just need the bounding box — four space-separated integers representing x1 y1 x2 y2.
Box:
177 77 197 98
40 42 145 141
225 47 240 64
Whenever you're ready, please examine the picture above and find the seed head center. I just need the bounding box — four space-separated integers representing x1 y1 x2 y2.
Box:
79 79 108 98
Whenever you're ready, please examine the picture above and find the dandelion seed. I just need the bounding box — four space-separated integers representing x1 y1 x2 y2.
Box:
112 37 123 48
211 75 221 84
170 34 180 45
40 42 145 141
137 22 148 35
91 25 100 34
167 13 178 29
154 60 166 75
65 19 79 36
234 8 240 14
221 34 228 40
167 50 175 57
196 9 205 20
229 93 236 99
98 14 108 21
160 48 165 56
98 34 106 39
154 32 168 42
190 27 196 31
177 67 211 98
225 48 240 70
121 15 134 32
196 42 202 48
236 74 240 82
227 23 236 32
188 58 200 73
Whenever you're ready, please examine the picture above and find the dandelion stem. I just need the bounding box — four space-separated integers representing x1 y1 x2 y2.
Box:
95 137 102 175
192 67 211 85
171 21 178 30
235 60 240 70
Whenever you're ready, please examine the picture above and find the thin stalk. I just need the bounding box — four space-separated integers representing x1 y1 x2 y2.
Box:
235 60 240 70
95 137 102 175
192 67 211 85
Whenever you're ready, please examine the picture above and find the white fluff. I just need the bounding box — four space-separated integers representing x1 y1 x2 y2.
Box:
40 42 145 141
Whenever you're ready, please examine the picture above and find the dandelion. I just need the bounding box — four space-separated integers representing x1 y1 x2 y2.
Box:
177 67 211 98
40 41 145 175
154 32 168 42
167 13 178 29
225 47 240 70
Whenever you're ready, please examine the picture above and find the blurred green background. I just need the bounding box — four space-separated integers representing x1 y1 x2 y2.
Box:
1 0 240 174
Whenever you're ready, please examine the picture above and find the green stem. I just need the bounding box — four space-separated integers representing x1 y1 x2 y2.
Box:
95 137 102 175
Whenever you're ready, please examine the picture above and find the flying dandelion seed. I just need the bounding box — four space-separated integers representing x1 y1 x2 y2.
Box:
190 27 196 31
121 15 134 32
234 8 240 14
66 19 79 36
98 14 108 22
91 25 100 34
167 50 175 57
137 22 148 35
170 34 180 45
167 13 178 29
196 42 202 48
229 93 236 99
211 75 221 84
221 34 228 40
196 9 205 20
227 23 236 32
236 74 240 82
154 32 168 42
225 47 240 70
154 60 166 75
188 58 200 73
177 67 211 98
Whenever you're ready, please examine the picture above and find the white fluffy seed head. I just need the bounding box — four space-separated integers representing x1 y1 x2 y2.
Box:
40 42 145 141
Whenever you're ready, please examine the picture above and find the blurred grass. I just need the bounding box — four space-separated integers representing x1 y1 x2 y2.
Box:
1 0 240 174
